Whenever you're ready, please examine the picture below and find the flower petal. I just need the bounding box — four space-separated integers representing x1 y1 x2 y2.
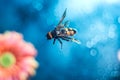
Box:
0 31 38 79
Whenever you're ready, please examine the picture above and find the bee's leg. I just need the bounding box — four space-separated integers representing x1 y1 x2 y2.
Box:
61 37 69 41
61 36 71 41
57 38 63 49
62 37 80 44
53 38 56 44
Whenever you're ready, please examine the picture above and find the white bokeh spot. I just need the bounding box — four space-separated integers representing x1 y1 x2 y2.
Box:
117 50 120 61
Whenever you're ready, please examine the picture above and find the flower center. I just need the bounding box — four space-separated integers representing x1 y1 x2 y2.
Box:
0 52 16 68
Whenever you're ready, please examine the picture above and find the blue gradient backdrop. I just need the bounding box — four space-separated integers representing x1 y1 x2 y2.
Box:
0 0 120 80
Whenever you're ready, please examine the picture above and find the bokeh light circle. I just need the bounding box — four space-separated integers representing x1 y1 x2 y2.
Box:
90 48 98 56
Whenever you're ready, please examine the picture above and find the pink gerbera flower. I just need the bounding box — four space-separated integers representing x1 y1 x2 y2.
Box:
0 31 38 80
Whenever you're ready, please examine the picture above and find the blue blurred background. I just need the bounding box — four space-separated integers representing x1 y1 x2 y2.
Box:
0 0 120 80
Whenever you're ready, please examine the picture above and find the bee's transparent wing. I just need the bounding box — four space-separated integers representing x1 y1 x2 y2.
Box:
64 20 70 27
57 8 67 26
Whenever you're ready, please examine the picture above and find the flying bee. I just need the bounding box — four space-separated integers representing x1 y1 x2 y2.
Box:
46 9 80 48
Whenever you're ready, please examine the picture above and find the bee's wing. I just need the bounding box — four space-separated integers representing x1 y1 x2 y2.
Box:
64 20 70 27
57 8 67 26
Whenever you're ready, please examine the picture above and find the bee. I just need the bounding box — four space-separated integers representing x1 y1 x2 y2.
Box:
46 9 80 48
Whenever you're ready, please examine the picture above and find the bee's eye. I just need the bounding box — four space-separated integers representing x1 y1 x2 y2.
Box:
73 30 77 34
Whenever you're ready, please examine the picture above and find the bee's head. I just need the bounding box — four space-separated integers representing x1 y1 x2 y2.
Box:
46 32 53 40
73 29 77 34
68 28 77 35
